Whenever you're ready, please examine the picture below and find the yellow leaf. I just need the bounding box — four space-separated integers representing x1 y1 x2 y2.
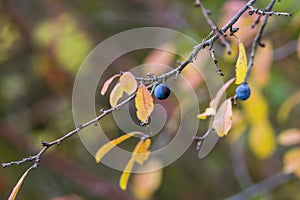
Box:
119 72 138 95
131 159 163 200
9 166 34 200
109 83 124 107
135 84 154 123
120 140 144 190
135 138 151 165
252 40 273 87
235 42 248 84
248 121 275 159
277 128 300 146
243 84 268 123
213 99 233 137
101 74 120 95
277 90 300 123
95 133 134 163
227 110 247 143
197 107 216 120
283 147 300 178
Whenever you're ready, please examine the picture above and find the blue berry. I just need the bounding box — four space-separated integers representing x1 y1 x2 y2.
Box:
154 84 171 100
236 83 251 100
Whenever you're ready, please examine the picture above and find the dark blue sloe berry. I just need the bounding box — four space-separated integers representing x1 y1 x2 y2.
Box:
236 83 251 100
154 84 171 100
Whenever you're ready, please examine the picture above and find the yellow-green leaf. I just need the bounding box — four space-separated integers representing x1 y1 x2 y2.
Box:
135 84 154 123
109 83 124 107
277 90 300 123
120 140 144 190
235 42 247 84
283 147 300 178
213 99 233 137
248 121 275 159
9 166 34 200
120 72 137 95
95 133 134 163
101 74 120 95
277 128 300 146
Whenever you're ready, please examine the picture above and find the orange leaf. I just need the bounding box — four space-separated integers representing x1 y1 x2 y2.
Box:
135 84 154 123
283 147 300 178
120 140 144 190
278 128 300 146
119 72 137 95
101 74 120 95
109 83 124 107
213 99 233 137
95 133 134 163
9 166 34 200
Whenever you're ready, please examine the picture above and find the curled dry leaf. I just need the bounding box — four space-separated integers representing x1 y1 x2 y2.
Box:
197 78 234 120
278 128 300 146
213 98 233 137
101 74 120 95
235 42 247 84
135 84 154 123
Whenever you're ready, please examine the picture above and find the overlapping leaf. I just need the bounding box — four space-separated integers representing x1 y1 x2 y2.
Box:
95 132 135 163
213 99 233 137
135 84 154 123
101 71 137 107
101 74 120 95
120 139 151 190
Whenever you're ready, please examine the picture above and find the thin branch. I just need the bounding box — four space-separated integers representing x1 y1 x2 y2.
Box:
244 0 276 81
196 0 231 54
248 5 292 17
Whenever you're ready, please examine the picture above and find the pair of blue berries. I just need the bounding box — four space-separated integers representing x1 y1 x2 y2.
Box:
236 83 251 100
154 84 171 100
154 83 251 101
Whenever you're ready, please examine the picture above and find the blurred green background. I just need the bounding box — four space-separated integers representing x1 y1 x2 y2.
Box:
1 0 300 199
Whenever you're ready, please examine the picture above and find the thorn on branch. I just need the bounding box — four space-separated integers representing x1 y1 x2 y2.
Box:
41 140 50 147
210 48 225 76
